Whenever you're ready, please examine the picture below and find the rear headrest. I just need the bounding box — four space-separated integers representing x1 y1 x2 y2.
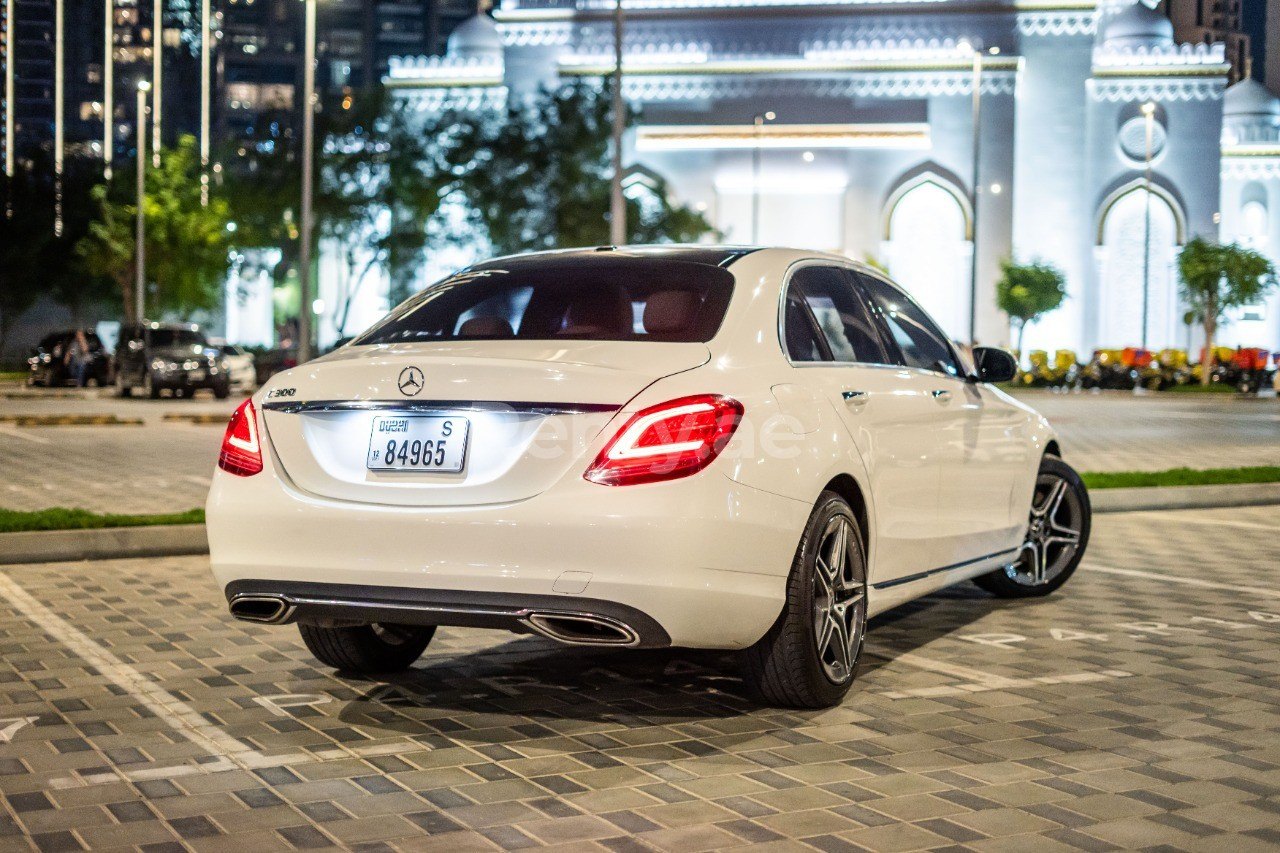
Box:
458 316 514 337
558 284 632 337
643 290 700 335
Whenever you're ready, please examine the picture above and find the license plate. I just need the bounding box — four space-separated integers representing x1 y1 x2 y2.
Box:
190 370 206 381
367 415 469 472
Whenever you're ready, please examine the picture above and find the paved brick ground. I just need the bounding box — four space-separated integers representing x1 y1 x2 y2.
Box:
1 389 1278 514
0 507 1278 850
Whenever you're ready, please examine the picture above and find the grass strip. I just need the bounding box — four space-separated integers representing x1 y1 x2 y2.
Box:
0 508 204 534
1083 466 1280 490
0 372 26 383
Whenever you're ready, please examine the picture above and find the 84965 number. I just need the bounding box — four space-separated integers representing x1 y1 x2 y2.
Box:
385 437 447 467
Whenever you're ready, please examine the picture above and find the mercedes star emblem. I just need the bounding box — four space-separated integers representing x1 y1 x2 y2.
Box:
397 366 424 396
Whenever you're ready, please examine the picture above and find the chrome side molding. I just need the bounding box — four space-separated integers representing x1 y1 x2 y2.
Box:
262 400 620 416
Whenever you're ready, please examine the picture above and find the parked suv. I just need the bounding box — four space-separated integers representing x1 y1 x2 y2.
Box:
27 330 112 387
115 322 231 399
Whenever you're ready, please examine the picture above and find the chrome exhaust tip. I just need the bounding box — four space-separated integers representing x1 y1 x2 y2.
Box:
524 612 640 647
229 594 295 625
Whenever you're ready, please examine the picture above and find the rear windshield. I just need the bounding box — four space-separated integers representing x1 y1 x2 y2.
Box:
354 257 735 345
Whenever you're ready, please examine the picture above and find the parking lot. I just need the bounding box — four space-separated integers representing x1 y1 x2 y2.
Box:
1 505 1278 851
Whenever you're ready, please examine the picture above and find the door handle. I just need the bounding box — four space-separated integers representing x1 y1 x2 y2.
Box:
842 390 868 409
931 389 951 402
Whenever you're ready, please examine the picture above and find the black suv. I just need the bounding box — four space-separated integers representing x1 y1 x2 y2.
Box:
115 322 231 399
27 330 113 387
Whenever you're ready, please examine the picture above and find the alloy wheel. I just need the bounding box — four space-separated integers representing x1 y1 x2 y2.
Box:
1007 471 1084 587
811 515 866 684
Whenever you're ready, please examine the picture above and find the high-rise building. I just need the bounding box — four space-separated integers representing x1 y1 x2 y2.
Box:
6 0 55 163
1 0 469 171
1166 0 1251 83
218 0 473 150
1264 0 1278 93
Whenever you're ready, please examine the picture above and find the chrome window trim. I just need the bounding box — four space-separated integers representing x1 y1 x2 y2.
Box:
262 400 620 416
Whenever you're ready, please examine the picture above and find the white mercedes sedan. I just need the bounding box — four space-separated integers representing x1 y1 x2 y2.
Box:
207 247 1090 708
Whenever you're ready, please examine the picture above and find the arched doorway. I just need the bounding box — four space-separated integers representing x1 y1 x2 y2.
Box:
884 180 971 338
1096 187 1180 349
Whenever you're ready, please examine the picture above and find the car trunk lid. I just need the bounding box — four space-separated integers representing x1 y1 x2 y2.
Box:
260 341 709 506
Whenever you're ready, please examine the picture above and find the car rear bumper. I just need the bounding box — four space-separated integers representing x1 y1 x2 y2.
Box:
224 579 673 648
207 463 810 649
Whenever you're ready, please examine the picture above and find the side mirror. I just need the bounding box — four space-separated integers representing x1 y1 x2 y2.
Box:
972 347 1018 384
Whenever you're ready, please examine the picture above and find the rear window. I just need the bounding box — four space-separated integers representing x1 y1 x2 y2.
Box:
354 258 735 345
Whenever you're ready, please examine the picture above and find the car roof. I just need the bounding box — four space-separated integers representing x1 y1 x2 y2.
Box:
469 245 760 271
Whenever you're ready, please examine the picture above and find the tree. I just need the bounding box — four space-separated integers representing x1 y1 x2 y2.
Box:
448 82 715 254
995 259 1067 356
224 87 456 329
1177 236 1278 385
76 135 234 323
319 88 457 323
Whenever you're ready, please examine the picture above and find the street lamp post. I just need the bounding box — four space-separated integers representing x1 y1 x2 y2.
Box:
4 0 13 184
152 0 162 167
54 0 63 235
751 110 774 245
199 0 210 205
966 45 981 345
1141 101 1155 351
298 0 316 363
136 81 150 324
608 0 625 246
104 0 114 179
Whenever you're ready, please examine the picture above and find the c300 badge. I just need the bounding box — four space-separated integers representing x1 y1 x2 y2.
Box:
397 366 424 396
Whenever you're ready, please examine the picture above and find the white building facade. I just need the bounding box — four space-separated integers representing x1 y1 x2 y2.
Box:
292 0 1280 357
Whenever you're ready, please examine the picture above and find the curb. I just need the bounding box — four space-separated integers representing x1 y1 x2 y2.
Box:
0 414 143 427
0 525 208 566
1092 482 1280 513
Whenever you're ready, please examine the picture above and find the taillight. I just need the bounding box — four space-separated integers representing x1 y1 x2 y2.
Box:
219 399 263 476
584 394 744 487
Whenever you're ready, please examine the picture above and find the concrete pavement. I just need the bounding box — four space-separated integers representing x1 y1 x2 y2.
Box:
1 507 1278 850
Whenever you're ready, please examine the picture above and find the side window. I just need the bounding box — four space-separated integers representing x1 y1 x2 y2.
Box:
782 290 829 362
789 266 890 364
857 274 962 377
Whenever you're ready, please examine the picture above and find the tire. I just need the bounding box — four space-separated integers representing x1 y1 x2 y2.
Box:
115 372 132 398
213 383 230 400
144 372 160 399
742 491 868 709
298 622 435 674
974 455 1091 598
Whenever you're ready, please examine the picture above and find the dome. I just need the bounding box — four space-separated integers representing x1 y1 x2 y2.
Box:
1102 2 1175 49
446 13 502 60
1224 78 1280 119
